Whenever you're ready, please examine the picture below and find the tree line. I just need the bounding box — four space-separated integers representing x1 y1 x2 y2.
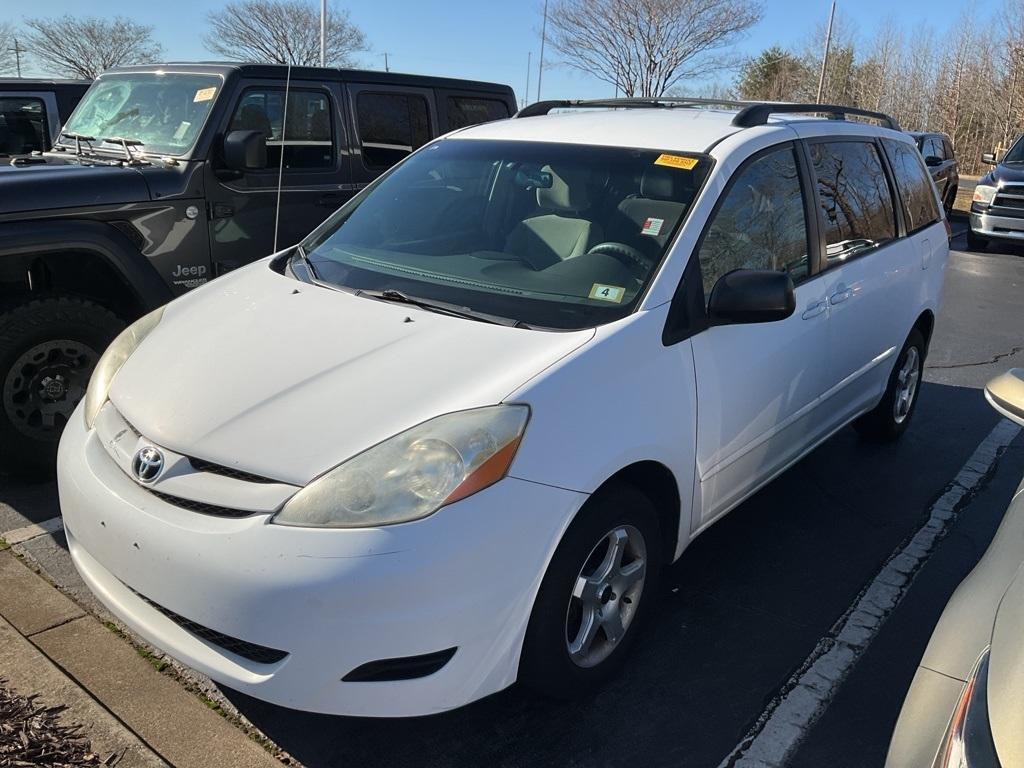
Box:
734 5 1024 175
0 0 367 80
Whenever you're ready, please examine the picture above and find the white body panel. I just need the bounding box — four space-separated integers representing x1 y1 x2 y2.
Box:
58 107 949 717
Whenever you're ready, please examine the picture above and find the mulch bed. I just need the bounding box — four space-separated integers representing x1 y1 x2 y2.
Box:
0 679 116 766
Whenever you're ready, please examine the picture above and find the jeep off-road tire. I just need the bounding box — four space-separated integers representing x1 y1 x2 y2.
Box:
0 298 123 479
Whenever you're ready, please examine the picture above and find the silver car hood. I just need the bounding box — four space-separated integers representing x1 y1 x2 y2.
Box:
989 560 1024 766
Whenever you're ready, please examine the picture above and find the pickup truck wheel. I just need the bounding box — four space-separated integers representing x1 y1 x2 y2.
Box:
0 298 123 479
854 328 925 443
519 483 663 699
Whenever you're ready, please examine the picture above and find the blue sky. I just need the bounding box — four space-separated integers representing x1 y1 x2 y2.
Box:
14 0 994 100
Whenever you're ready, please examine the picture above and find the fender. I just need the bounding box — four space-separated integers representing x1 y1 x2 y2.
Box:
0 219 173 310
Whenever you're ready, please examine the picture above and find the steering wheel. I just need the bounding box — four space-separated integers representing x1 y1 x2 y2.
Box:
586 241 650 274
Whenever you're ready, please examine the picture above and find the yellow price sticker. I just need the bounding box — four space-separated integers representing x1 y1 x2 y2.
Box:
654 154 698 171
193 87 217 103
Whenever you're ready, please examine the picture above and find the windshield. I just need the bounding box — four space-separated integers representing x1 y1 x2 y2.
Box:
60 73 222 157
301 139 711 329
1002 136 1024 163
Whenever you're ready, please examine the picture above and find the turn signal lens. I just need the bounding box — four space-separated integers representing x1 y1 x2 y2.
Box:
973 185 998 206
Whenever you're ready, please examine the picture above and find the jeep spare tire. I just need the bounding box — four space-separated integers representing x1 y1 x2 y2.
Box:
0 298 123 479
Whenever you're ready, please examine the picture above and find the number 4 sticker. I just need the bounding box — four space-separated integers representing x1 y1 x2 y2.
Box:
589 283 626 303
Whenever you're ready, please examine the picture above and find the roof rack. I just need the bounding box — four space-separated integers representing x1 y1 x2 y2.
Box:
513 97 900 131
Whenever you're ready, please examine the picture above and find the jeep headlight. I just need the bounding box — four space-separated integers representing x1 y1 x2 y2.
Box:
83 306 165 429
272 405 530 528
973 185 998 205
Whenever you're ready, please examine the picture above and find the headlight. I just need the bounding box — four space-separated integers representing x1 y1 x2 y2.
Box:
83 306 165 429
933 647 1000 768
973 185 998 205
272 405 530 528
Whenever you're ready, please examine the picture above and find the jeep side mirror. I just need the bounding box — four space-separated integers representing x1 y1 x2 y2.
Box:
223 130 267 171
985 369 1024 427
924 155 942 167
982 152 997 165
708 269 795 326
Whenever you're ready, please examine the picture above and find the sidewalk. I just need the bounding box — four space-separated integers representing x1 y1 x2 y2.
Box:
0 550 282 768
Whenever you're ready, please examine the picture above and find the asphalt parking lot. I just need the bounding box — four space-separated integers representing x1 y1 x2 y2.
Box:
2 223 1023 768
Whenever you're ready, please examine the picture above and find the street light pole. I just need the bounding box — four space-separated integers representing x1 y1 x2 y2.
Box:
537 0 548 101
319 0 326 67
525 51 532 109
816 0 836 104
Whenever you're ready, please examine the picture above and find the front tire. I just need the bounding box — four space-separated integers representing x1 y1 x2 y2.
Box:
966 227 988 252
0 297 123 479
519 483 663 699
854 328 925 442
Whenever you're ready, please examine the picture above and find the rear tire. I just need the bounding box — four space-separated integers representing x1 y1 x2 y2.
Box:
0 297 123 479
854 328 925 443
519 483 663 699
966 227 988 252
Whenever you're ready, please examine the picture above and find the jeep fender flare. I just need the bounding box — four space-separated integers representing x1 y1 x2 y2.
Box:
0 219 173 311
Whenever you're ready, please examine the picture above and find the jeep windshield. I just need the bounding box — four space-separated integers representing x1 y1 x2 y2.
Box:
59 72 222 157
300 139 711 330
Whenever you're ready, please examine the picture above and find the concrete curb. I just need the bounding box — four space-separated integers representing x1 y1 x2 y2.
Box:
0 551 281 768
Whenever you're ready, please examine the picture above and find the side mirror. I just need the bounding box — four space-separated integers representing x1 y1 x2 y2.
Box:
985 369 1024 427
708 269 795 326
982 152 997 165
924 155 943 167
223 130 267 171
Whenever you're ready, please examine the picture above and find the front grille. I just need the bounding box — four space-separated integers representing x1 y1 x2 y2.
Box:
993 185 1024 216
187 457 277 484
130 587 288 665
149 489 258 519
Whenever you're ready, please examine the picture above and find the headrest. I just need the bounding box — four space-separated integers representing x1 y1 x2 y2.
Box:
640 167 690 200
537 165 591 212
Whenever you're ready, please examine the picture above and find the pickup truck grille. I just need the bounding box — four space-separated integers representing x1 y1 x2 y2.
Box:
993 184 1024 214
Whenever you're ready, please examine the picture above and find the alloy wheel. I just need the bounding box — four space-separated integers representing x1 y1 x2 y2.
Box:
893 346 920 425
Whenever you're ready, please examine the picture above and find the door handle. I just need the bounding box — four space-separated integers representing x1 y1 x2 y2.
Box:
317 193 343 207
829 287 853 305
801 300 827 320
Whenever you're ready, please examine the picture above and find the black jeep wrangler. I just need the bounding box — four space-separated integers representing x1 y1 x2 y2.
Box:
0 62 516 476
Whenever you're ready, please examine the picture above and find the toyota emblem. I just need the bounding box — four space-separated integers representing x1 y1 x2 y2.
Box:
132 446 164 483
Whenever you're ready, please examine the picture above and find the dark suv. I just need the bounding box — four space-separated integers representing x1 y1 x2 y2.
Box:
968 137 1024 251
908 131 958 216
0 62 516 476
0 79 90 156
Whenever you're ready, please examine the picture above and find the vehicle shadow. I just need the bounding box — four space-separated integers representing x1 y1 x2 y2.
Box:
220 381 1022 768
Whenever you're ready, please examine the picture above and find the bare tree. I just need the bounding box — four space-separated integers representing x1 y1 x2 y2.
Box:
546 0 762 98
0 22 16 75
204 0 367 67
22 16 162 79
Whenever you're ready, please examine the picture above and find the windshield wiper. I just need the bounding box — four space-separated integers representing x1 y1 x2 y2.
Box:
293 244 318 280
104 136 147 165
355 289 527 327
60 131 96 157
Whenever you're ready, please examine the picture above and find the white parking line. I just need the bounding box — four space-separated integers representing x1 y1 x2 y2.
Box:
718 418 1022 768
2 516 64 546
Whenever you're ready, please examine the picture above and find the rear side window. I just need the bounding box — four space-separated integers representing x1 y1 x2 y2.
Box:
0 97 47 154
446 96 510 130
356 92 431 169
810 141 896 264
882 138 942 233
696 145 810 298
228 88 334 170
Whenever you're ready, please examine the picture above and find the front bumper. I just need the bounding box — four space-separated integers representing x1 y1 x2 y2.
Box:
970 210 1024 241
885 666 965 767
57 408 586 717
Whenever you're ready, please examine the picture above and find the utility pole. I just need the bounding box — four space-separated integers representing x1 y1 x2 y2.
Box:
537 0 548 101
319 0 326 66
815 0 835 104
525 52 532 108
9 38 24 78
383 52 389 72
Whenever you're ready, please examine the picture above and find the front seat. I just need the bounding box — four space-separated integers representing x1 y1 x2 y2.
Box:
506 165 603 270
615 166 693 254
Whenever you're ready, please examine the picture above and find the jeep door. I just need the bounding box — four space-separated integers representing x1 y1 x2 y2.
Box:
688 143 833 526
204 79 350 273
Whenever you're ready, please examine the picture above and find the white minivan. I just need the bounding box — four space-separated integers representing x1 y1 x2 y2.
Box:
57 99 949 717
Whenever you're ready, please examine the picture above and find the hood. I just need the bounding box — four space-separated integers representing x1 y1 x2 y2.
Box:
0 155 151 214
110 261 594 485
984 162 1024 186
988 562 1024 766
